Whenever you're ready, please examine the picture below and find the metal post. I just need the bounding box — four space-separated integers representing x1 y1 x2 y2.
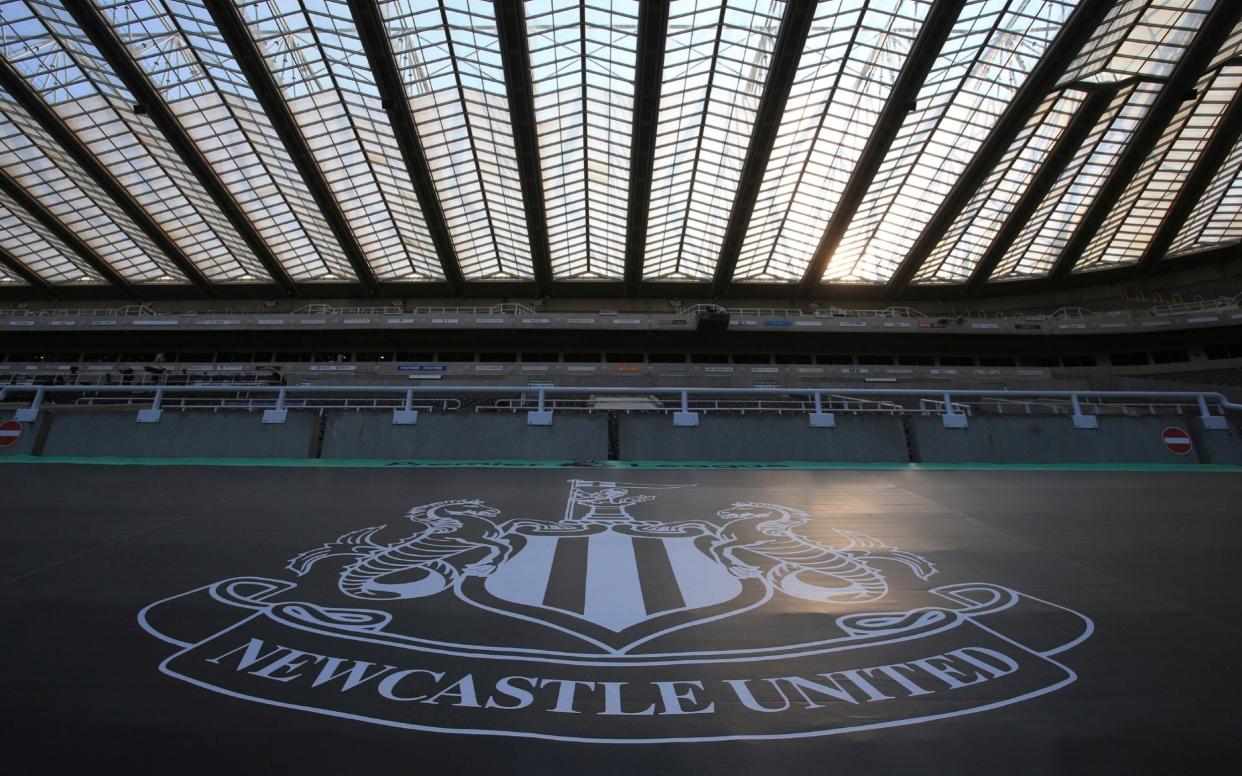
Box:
941 390 967 428
1199 394 1229 430
393 388 418 425
527 387 553 426
810 390 835 428
673 389 699 427
14 388 43 422
262 388 288 424
1071 394 1098 429
137 388 163 423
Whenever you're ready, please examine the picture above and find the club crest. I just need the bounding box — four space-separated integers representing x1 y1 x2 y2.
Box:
139 480 1093 743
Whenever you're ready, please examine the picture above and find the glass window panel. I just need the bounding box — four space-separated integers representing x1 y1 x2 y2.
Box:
234 0 441 280
1078 62 1242 271
1 0 269 282
0 188 103 283
993 81 1162 278
1058 0 1214 86
916 88 1085 283
1170 129 1242 254
379 0 533 280
524 0 637 280
644 0 784 281
94 0 355 281
822 0 1079 284
0 95 184 282
736 0 933 282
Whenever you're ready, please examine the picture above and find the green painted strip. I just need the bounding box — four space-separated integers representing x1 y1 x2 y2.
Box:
0 455 1239 473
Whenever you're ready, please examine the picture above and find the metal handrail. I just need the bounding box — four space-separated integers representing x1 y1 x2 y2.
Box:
4 385 1237 425
1149 292 1242 316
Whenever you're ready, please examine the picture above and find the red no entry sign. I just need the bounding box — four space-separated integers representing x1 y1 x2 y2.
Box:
1162 427 1193 455
0 419 22 448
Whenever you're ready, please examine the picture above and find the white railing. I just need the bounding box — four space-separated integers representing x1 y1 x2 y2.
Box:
677 304 928 319
293 304 405 316
0 304 155 318
1149 293 1242 317
411 303 534 315
1 384 1236 430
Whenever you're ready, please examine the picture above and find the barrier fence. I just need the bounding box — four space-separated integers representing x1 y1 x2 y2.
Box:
1 383 1238 430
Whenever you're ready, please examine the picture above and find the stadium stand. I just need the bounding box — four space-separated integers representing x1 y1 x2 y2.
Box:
3 1 1242 772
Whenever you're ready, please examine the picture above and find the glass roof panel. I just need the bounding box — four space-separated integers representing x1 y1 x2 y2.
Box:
915 88 1085 283
1058 0 1211 85
0 263 21 283
735 0 933 282
0 0 1234 296
1 0 268 282
1078 63 1242 270
0 95 184 282
644 0 784 281
235 0 441 281
525 0 637 280
1170 130 1242 255
0 188 103 282
96 0 355 282
993 81 1162 278
379 0 533 280
823 0 1079 284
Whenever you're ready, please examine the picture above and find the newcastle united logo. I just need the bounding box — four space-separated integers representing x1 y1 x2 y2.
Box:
140 480 1093 743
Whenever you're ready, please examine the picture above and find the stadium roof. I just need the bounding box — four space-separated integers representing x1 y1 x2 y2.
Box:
0 0 1240 302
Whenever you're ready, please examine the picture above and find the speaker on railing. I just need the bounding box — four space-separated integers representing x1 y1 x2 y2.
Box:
696 305 730 336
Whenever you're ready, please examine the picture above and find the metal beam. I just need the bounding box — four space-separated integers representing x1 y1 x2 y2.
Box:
964 89 1114 294
494 0 553 297
1135 79 1242 275
882 0 1112 298
203 0 380 296
63 0 295 297
347 0 465 296
1047 0 1242 287
0 167 136 299
0 57 214 297
622 2 669 296
0 246 58 298
796 0 966 298
710 2 816 298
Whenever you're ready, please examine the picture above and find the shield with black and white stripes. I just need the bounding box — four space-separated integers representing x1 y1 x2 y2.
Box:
469 523 760 652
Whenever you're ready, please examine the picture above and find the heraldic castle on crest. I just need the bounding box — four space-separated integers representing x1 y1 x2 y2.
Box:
139 480 1094 743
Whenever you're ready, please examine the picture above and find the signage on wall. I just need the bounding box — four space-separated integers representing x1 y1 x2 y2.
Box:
1162 427 1193 455
0 419 22 448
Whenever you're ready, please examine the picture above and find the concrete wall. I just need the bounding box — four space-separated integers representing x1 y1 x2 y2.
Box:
906 414 1236 464
39 410 318 458
7 407 1241 464
320 411 608 461
1187 419 1242 465
616 413 909 462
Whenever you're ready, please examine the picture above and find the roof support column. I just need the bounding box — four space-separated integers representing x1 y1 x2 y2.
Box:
709 1 816 298
63 0 294 297
0 167 136 299
623 1 670 296
797 0 966 298
0 58 214 297
348 0 465 295
203 0 381 296
882 0 1112 298
1135 82 1242 274
1047 0 1242 287
964 89 1114 294
494 0 553 297
0 246 58 298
